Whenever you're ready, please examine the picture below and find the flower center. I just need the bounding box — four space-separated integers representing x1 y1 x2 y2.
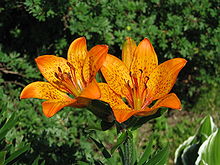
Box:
123 70 152 110
54 62 85 97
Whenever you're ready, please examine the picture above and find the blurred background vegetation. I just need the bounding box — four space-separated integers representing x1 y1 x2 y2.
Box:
0 0 219 164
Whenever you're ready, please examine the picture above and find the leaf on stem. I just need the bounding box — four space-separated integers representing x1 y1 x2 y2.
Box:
4 144 30 164
111 132 128 154
144 145 169 165
90 137 111 159
137 136 153 165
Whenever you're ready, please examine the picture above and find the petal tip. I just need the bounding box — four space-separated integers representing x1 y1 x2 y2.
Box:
74 36 86 44
125 37 132 41
100 45 109 49
35 55 52 65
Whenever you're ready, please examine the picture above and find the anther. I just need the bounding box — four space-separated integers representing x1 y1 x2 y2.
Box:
145 76 149 82
54 72 60 79
67 62 75 69
67 72 72 79
58 67 62 73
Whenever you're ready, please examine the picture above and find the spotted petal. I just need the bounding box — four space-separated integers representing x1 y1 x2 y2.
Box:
98 83 138 123
147 58 187 100
101 54 131 96
67 37 87 81
83 45 108 83
130 38 158 77
42 100 77 117
122 37 137 69
20 81 77 117
98 83 124 107
20 81 71 100
35 55 70 92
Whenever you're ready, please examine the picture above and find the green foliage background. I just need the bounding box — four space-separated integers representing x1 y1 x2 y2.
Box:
0 0 219 164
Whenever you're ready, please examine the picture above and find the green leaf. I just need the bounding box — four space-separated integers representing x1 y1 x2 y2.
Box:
32 156 40 165
196 115 216 142
0 113 17 141
111 132 128 154
181 143 200 165
195 129 220 165
175 115 217 165
174 136 195 164
145 145 169 165
90 137 111 159
0 113 16 132
40 160 45 165
4 144 30 164
137 137 153 165
119 130 135 165
0 151 6 165
77 161 90 165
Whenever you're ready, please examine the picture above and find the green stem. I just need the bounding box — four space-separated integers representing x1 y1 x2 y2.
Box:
117 124 134 165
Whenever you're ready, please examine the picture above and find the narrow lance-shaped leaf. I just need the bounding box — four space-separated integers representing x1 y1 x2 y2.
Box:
111 132 128 154
137 136 153 165
90 137 111 159
0 113 17 141
145 145 169 165
4 144 30 164
0 151 6 165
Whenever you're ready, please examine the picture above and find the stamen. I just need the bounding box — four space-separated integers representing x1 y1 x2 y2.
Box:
54 72 60 80
53 64 84 97
141 97 152 110
123 80 134 107
58 67 62 73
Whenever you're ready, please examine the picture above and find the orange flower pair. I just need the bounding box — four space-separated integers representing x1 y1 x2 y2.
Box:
20 37 108 117
20 37 187 123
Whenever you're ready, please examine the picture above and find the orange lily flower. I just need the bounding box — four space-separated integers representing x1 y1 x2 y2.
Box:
99 37 187 123
20 37 108 117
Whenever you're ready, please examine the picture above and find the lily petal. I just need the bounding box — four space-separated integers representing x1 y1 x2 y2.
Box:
35 55 70 92
98 83 125 107
67 37 87 81
42 99 77 117
122 37 137 69
98 83 135 123
112 105 137 123
83 45 108 83
150 93 181 110
20 81 71 100
80 79 101 99
148 58 187 100
20 81 77 117
130 38 158 77
101 54 131 96
134 93 181 117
